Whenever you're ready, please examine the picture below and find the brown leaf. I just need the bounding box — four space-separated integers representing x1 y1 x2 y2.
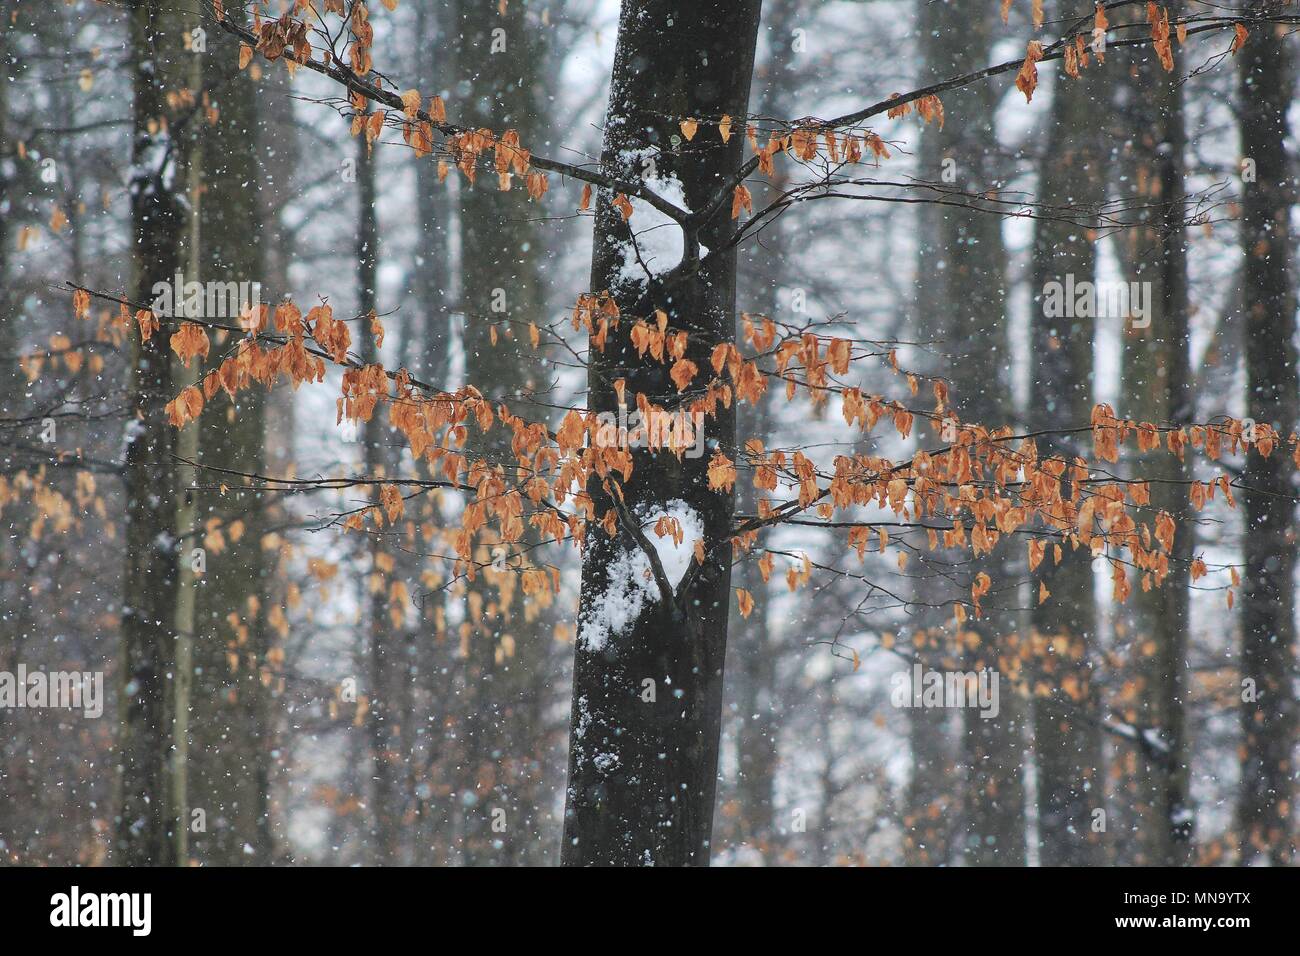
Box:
1015 40 1044 102
670 358 698 392
731 183 753 219
736 588 754 618
1231 22 1247 54
400 88 421 120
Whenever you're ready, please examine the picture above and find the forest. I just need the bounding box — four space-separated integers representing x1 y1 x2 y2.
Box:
1 0 1298 870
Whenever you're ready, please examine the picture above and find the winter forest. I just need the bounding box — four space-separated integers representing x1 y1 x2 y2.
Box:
1 0 1298 871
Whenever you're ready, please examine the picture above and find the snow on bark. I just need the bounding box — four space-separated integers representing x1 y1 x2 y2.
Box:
577 499 702 651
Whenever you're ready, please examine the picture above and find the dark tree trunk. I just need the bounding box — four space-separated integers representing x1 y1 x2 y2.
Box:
905 0 958 866
190 4 274 866
1115 4 1193 865
0 4 10 396
354 111 401 865
447 0 551 866
727 397 778 859
722 0 800 863
1237 10 1298 866
413 0 453 388
116 0 195 866
1027 27 1109 866
918 0 1025 866
562 0 762 867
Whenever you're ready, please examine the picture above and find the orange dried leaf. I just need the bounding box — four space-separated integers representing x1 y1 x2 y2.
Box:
670 358 698 392
736 588 754 618
1016 40 1044 102
708 451 737 492
1231 22 1248 54
400 88 421 120
731 183 753 220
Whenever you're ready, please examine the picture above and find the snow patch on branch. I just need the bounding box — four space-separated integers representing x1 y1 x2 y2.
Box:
609 149 702 286
577 499 702 651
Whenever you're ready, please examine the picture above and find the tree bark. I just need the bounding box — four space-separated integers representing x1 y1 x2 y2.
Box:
562 0 762 867
721 0 802 864
1027 34 1109 866
1116 6 1194 864
446 0 551 866
352 109 402 865
918 0 1025 866
1236 9 1298 866
190 5 274 865
413 0 454 388
116 0 196 866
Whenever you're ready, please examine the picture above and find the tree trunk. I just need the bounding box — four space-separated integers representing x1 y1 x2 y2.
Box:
190 4 274 865
413 0 454 388
0 2 11 400
353 110 401 865
1236 9 1298 866
448 0 552 866
562 0 762 867
1027 33 1109 866
905 0 958 866
918 0 1025 866
116 0 196 866
1115 6 1194 865
723 0 801 863
728 396 778 859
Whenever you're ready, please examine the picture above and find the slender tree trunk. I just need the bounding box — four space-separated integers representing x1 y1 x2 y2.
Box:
905 0 959 866
562 0 762 867
400 4 456 863
353 111 401 865
918 0 1025 865
0 4 10 393
729 395 778 859
190 5 274 865
1236 9 1298 866
413 0 453 388
1116 6 1194 865
0 0 18 859
254 13 299 866
1027 36 1109 866
170 107 204 865
116 0 195 866
447 0 550 866
723 0 801 862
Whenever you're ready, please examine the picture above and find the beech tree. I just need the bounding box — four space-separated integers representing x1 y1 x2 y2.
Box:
5 0 1299 867
1237 7 1298 866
